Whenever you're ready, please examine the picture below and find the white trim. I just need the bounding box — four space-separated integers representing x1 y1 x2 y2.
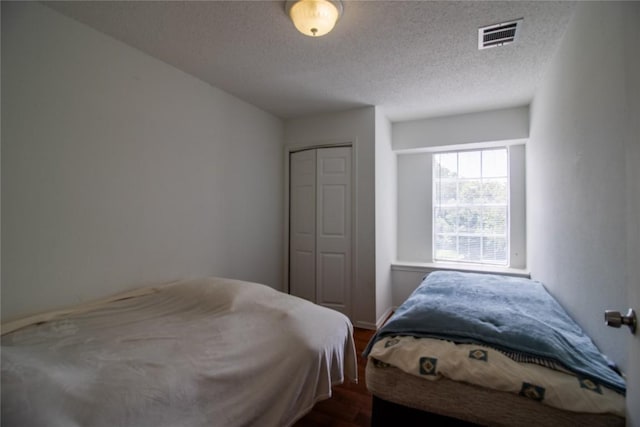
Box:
354 320 377 331
283 139 358 321
354 307 396 331
351 138 359 324
391 261 529 278
288 142 353 154
394 138 527 155
283 148 291 293
376 306 395 329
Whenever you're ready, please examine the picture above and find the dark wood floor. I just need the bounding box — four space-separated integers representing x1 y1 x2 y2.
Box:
294 328 376 427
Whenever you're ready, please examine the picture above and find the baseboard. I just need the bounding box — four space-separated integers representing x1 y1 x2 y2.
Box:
376 306 396 329
354 307 396 331
354 321 377 330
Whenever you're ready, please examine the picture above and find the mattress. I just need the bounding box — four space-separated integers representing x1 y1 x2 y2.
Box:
367 335 625 416
1 277 358 427
363 271 627 425
366 360 624 427
364 271 626 395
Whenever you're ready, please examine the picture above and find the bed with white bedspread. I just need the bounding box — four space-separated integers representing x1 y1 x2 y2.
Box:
1 277 357 427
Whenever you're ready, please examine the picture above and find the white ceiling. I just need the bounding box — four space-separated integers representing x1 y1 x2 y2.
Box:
46 1 576 122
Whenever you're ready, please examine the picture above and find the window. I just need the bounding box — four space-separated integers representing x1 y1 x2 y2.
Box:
433 148 508 265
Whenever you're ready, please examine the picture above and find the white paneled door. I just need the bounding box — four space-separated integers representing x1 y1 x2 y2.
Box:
289 149 317 302
289 147 352 317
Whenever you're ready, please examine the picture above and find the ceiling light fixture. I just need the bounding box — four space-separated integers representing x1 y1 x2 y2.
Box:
286 0 343 37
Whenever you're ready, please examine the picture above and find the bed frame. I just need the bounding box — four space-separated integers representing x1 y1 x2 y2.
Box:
372 395 478 427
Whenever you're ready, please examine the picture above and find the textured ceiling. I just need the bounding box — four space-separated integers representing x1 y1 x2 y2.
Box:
46 1 576 121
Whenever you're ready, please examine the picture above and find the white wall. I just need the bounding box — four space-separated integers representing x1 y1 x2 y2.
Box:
285 107 376 328
396 153 432 263
374 108 395 325
393 106 529 151
1 2 284 321
0 2 3 303
528 1 637 374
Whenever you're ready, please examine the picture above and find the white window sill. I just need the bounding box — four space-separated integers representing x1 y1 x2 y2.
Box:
391 261 530 278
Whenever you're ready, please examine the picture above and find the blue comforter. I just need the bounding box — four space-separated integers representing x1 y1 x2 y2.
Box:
364 271 626 394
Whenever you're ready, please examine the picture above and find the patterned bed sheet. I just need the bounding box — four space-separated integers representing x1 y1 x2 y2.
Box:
368 335 625 417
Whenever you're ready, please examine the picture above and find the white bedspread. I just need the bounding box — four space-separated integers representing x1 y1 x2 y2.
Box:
1 277 357 427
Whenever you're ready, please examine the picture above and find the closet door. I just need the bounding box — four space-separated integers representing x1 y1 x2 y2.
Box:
288 146 352 317
289 149 317 302
315 147 351 316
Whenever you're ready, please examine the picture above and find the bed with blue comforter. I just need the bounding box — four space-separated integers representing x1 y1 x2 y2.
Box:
364 271 626 426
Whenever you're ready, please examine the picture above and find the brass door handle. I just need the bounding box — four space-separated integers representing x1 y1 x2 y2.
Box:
604 309 636 334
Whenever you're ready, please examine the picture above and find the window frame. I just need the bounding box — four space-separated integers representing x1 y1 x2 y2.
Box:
395 142 526 272
432 147 510 266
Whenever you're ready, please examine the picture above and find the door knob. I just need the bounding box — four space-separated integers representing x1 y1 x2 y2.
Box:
604 308 636 334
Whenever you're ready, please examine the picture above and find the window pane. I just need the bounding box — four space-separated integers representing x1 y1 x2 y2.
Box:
458 151 481 178
482 149 507 178
459 179 482 204
457 207 482 234
483 179 507 204
435 153 457 178
459 236 481 261
483 206 507 235
482 237 507 264
435 181 457 205
434 207 457 233
433 148 509 266
435 234 458 261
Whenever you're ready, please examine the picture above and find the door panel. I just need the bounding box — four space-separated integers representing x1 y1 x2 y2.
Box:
295 185 315 234
318 253 346 304
289 150 316 302
321 185 346 236
316 147 351 316
320 156 347 174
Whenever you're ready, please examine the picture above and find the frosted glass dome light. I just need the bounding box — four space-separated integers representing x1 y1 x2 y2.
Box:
287 0 343 37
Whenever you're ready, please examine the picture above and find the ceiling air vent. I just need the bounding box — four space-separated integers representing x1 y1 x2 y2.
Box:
478 19 523 50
